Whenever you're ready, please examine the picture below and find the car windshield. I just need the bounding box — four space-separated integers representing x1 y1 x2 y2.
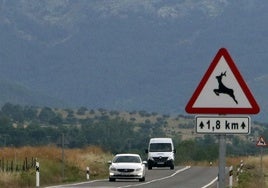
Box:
149 143 172 152
113 156 141 163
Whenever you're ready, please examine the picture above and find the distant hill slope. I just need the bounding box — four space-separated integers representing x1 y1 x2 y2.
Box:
0 79 64 107
0 1 267 122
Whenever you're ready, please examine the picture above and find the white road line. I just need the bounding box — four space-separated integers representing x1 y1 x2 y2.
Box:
44 179 105 188
118 166 191 188
201 177 218 188
45 166 192 188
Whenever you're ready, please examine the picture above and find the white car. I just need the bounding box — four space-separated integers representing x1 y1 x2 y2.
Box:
108 153 146 182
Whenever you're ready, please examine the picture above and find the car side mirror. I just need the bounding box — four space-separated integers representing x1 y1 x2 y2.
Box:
173 149 176 154
108 161 112 164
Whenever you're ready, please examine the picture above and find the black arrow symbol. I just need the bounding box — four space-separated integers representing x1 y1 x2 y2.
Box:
199 121 205 129
241 122 246 129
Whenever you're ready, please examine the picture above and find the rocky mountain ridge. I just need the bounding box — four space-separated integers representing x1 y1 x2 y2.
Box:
0 0 267 122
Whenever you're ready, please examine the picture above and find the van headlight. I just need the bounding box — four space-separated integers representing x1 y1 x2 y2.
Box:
167 156 173 161
149 157 154 161
110 167 117 171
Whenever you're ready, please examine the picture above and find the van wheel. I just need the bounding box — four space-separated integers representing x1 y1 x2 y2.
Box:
148 164 152 170
109 178 115 182
170 164 174 170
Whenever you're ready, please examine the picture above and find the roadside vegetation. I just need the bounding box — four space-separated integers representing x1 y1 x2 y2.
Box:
0 103 268 187
0 146 267 187
0 146 113 187
226 155 268 187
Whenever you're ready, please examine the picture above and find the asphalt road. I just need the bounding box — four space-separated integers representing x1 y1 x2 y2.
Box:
46 166 219 188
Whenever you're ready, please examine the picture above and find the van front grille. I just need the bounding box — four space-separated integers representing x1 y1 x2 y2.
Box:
153 157 168 162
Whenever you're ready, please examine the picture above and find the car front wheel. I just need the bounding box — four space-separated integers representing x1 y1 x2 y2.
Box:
139 177 145 182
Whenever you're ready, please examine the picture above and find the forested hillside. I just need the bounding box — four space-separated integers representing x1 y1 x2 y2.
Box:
0 1 268 122
0 103 267 162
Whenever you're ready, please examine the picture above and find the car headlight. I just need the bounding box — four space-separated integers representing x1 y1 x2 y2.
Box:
136 167 142 171
110 167 117 171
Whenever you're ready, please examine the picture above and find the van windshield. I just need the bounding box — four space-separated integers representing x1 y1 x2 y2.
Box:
149 143 172 152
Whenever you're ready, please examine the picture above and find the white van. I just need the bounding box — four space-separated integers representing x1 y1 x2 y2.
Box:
145 138 176 170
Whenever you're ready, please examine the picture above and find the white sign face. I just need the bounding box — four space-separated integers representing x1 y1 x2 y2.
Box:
185 48 259 114
193 56 251 108
256 136 267 147
196 116 250 134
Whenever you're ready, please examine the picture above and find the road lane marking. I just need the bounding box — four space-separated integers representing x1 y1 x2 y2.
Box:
44 179 105 188
45 166 192 188
201 177 218 188
118 166 191 188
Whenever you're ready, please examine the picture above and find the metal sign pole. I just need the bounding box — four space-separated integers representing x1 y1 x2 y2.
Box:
218 134 226 188
260 146 263 188
256 136 267 188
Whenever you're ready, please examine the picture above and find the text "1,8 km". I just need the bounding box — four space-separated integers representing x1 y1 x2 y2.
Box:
195 116 250 134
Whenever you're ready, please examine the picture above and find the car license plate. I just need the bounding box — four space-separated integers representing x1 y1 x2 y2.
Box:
121 172 130 175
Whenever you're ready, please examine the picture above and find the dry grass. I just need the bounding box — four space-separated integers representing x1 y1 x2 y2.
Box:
0 146 113 187
63 146 113 177
1 146 268 188
186 155 268 187
1 145 112 163
0 172 20 187
226 155 268 187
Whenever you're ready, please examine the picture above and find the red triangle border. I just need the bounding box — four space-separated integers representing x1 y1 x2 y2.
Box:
185 48 260 114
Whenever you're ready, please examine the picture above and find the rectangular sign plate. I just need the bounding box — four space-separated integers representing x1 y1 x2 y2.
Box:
195 116 250 134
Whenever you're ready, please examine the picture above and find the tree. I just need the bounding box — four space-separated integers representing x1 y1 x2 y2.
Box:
1 103 24 122
77 107 88 115
49 114 63 125
23 106 38 120
38 107 56 123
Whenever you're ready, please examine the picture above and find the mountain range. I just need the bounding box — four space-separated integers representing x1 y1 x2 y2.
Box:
0 0 268 122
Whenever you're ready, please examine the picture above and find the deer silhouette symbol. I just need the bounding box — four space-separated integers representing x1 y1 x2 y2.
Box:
213 71 238 104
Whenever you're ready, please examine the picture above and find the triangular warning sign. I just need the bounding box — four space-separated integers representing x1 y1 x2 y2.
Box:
185 48 259 114
256 136 267 147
